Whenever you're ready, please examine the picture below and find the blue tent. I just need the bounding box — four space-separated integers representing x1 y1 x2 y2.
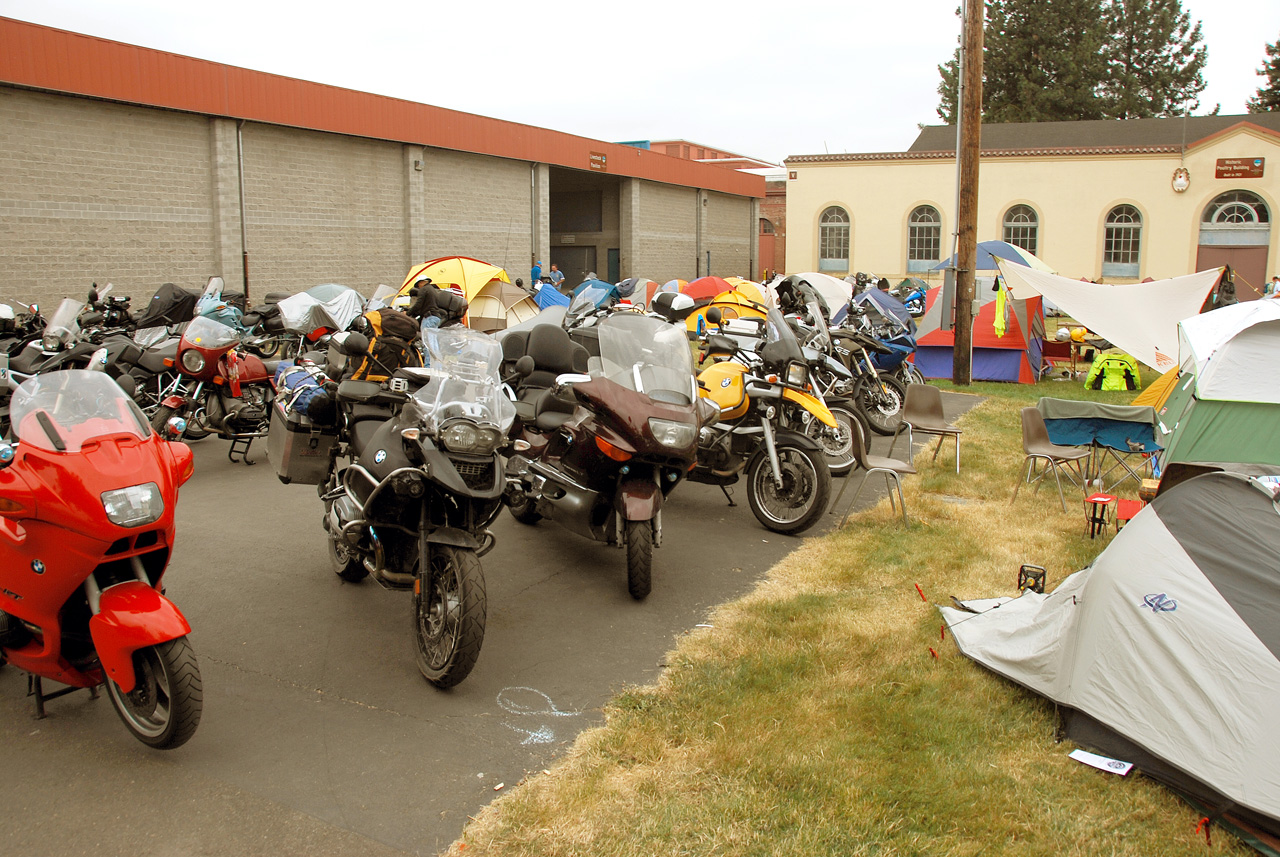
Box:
534 284 571 310
851 288 915 334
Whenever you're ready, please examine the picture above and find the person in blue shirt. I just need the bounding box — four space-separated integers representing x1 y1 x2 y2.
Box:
531 260 542 286
548 264 564 290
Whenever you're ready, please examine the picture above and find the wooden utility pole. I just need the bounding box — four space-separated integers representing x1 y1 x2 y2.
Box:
953 0 984 385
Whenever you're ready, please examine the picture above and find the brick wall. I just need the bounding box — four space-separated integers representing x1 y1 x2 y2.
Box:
0 88 215 307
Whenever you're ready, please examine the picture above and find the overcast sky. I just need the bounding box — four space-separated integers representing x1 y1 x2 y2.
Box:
2 0 1277 165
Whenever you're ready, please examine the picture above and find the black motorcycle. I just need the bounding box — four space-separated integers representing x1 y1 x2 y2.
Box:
270 314 510 688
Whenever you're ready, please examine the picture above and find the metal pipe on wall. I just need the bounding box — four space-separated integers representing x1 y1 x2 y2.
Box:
236 119 250 300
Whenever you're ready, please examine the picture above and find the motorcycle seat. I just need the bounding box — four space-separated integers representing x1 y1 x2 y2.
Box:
137 341 178 373
531 387 576 431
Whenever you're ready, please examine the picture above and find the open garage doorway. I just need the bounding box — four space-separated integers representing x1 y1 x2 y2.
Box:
549 166 621 292
1196 190 1271 300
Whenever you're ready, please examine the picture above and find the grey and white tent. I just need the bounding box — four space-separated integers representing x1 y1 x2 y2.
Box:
941 472 1280 847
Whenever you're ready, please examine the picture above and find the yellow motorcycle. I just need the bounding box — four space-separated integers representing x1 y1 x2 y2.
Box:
688 306 834 535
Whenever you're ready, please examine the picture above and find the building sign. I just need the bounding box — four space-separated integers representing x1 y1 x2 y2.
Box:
589 152 608 172
1215 157 1264 179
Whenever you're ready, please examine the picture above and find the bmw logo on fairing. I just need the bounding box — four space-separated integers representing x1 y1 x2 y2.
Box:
721 378 732 388
374 450 387 464
31 560 45 574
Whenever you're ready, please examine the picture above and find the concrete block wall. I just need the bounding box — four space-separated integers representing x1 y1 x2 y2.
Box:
420 148 533 281
704 192 754 280
242 124 406 295
0 88 216 307
633 180 698 283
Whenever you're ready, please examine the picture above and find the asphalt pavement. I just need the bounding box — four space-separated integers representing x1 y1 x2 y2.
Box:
0 392 978 856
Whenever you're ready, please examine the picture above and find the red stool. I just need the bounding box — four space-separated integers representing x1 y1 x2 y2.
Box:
1115 499 1145 530
1084 493 1116 538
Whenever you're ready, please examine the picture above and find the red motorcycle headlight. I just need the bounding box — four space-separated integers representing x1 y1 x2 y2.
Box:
183 350 207 373
180 350 206 373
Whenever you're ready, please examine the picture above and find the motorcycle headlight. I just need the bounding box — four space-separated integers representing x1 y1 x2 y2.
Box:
180 349 206 373
42 335 61 352
786 362 809 387
101 482 164 528
648 418 696 449
440 421 503 455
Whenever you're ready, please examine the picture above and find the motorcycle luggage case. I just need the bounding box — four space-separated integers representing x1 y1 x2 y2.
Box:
266 399 338 485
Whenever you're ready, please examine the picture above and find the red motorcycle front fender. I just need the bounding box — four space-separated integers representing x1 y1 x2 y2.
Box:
88 581 192 693
159 394 187 410
617 479 662 521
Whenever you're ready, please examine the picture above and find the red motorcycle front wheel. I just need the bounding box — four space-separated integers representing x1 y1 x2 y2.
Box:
104 636 203 750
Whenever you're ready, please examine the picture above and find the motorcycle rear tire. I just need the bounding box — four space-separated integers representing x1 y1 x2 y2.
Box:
150 403 211 442
625 519 652 601
858 374 906 436
745 441 831 535
328 534 368 582
104 636 203 750
414 545 486 689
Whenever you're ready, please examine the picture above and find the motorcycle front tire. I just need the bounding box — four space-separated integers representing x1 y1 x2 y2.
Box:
804 403 864 477
327 533 368 582
624 519 652 601
858 374 907 436
413 545 486 689
104 636 203 750
506 493 543 525
745 441 831 535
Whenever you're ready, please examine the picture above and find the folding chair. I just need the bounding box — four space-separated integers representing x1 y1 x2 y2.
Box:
1010 407 1090 512
887 383 962 473
831 419 917 525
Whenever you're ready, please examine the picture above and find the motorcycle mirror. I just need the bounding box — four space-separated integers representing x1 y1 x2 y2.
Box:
514 355 535 377
705 307 722 325
114 373 138 399
87 285 100 304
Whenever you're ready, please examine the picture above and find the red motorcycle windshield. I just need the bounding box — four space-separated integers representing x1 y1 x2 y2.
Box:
9 370 152 453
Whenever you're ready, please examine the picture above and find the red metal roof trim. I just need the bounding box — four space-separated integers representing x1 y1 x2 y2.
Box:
785 144 1190 164
0 17 763 199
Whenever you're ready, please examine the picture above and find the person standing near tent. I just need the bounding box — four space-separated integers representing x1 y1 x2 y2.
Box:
548 264 564 290
1268 275 1279 297
531 260 542 288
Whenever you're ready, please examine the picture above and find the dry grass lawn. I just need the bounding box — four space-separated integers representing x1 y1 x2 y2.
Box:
447 379 1251 857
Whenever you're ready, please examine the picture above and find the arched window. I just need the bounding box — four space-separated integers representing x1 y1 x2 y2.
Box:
1202 191 1269 225
1003 205 1038 256
818 207 849 272
760 218 775 235
907 205 941 273
1102 205 1142 278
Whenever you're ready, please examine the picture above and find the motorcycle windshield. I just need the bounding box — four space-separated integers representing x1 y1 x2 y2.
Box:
411 326 515 434
565 284 614 324
10 369 151 453
759 307 806 370
181 315 240 350
596 313 696 405
43 298 85 345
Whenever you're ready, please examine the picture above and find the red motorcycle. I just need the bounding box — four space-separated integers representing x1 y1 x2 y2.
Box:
153 315 276 462
0 369 201 749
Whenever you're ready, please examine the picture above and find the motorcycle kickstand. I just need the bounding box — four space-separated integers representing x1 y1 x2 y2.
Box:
228 436 256 465
719 485 737 507
27 674 97 720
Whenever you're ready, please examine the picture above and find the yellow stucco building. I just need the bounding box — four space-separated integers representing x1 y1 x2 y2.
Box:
784 113 1280 298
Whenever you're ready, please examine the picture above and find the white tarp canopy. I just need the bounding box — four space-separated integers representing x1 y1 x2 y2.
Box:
277 284 366 334
998 262 1222 373
1178 299 1280 404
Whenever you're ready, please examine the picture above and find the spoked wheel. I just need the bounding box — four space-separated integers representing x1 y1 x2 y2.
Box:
104 637 203 750
327 533 368 582
413 545 486 688
804 404 862 477
745 441 832 535
624 519 653 600
858 374 906 435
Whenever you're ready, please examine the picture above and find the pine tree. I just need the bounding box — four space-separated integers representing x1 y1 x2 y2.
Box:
1247 34 1280 113
1101 0 1207 118
935 0 1209 123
